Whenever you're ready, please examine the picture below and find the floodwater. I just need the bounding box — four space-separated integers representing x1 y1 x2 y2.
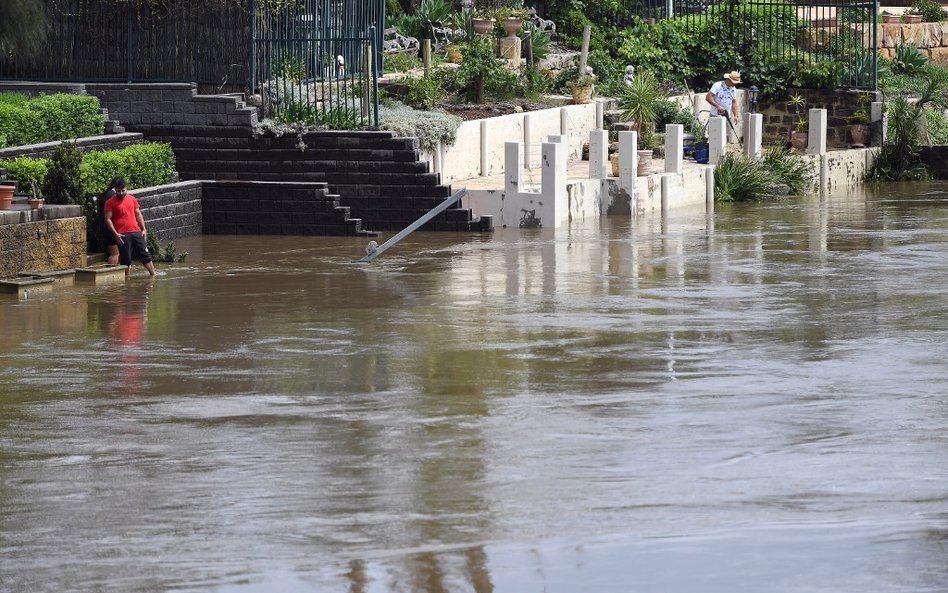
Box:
2 182 948 593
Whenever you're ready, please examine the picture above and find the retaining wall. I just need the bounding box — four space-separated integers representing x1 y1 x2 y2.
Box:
0 133 144 161
0 211 86 279
921 146 948 178
757 89 879 149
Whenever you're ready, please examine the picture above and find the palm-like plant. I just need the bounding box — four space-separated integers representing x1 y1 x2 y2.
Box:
619 69 661 142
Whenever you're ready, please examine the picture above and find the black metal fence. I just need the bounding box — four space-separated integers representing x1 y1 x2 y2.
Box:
0 0 385 124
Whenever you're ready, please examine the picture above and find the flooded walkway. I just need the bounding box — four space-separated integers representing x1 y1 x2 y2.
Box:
2 182 948 592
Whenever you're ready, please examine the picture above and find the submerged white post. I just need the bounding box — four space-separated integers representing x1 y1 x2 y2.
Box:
708 116 726 165
618 131 637 192
665 124 684 174
524 113 534 167
505 141 523 198
745 113 763 160
589 130 609 179
540 139 567 226
807 108 827 155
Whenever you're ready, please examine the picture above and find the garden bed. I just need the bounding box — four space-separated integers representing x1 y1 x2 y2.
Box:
437 99 564 121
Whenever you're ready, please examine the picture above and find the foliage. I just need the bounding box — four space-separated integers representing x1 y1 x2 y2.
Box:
586 49 626 97
788 94 807 131
870 78 943 180
654 99 694 132
908 0 947 21
147 233 188 263
847 93 871 125
274 103 360 129
441 36 508 103
520 21 551 61
616 19 692 86
795 58 845 91
43 141 83 205
0 93 105 149
449 10 474 41
0 0 46 58
881 62 948 109
0 156 48 187
387 12 423 42
384 51 421 74
747 56 796 99
839 5 873 23
403 74 444 110
714 153 775 202
892 44 928 75
619 69 662 136
927 109 948 145
761 146 812 195
517 65 553 100
80 143 177 198
377 102 462 153
275 55 306 81
414 0 452 40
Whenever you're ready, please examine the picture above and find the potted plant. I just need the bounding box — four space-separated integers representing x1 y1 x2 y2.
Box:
619 69 661 173
496 1 528 37
0 181 13 210
903 11 923 23
788 94 808 150
28 180 44 209
881 11 901 23
847 93 871 147
471 9 495 36
909 0 948 22
567 74 596 104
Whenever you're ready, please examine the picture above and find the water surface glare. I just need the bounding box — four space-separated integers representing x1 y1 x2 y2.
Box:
2 183 948 593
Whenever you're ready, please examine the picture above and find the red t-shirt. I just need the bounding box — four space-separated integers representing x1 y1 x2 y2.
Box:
104 194 142 234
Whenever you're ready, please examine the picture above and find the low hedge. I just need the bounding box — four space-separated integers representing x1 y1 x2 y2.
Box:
0 93 105 149
0 142 176 198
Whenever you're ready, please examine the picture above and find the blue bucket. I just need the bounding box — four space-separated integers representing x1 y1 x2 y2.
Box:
694 143 710 164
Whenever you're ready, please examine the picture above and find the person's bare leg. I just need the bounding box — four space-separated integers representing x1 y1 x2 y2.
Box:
107 245 119 265
144 261 157 277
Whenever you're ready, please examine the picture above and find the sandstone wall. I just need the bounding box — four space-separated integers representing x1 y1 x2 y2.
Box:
0 216 86 279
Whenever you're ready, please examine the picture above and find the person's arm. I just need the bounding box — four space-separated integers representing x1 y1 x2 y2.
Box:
135 207 147 240
105 210 124 246
732 97 739 120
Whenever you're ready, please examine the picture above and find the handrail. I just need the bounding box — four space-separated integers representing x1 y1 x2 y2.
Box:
358 188 467 263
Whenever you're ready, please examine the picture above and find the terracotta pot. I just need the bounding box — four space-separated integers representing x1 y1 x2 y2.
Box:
0 184 13 210
812 18 837 27
637 150 653 176
882 15 900 23
849 123 869 147
29 198 44 209
570 84 592 105
790 131 808 150
903 14 922 23
503 17 523 37
472 18 495 35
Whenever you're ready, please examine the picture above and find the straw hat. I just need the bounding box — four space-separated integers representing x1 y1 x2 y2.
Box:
724 71 742 84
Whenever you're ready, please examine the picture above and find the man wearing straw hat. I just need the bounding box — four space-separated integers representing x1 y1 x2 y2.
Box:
706 70 742 143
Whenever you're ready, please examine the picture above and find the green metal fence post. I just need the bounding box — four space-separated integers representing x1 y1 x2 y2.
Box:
250 0 257 93
126 8 134 83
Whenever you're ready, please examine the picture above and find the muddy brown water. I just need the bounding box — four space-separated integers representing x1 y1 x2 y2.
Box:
2 182 948 593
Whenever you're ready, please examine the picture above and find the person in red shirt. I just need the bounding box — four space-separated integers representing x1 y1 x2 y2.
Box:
103 178 157 278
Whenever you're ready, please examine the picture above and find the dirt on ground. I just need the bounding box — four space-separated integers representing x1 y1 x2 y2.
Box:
436 100 561 121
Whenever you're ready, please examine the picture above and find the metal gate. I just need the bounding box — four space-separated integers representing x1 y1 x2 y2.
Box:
251 0 384 126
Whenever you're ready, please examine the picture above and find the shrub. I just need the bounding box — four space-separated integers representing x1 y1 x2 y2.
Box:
377 102 462 152
0 156 48 187
147 233 188 263
892 44 928 75
761 146 812 194
520 21 551 61
654 98 694 132
43 141 83 205
0 93 104 149
927 109 948 145
870 78 943 180
80 142 176 197
714 153 774 202
403 74 444 110
909 0 947 22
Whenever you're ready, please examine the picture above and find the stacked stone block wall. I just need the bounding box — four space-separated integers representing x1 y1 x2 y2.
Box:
0 133 144 162
758 89 879 149
134 181 204 240
879 22 948 64
0 217 86 279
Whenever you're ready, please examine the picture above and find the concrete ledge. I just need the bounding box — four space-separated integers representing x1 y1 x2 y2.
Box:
74 264 128 284
20 269 76 286
0 276 55 299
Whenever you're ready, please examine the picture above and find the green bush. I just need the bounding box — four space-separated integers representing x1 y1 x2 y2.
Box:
80 142 176 197
892 44 928 75
0 156 48 187
761 146 812 194
654 98 694 132
403 75 444 110
714 153 774 202
43 141 83 205
909 0 947 22
927 109 948 145
377 102 462 152
0 93 105 149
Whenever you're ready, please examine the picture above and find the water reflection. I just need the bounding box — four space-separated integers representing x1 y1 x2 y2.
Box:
1 182 948 593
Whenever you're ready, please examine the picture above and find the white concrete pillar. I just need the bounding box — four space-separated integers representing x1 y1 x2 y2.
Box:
505 141 523 198
618 131 637 193
595 101 604 131
665 124 684 174
480 120 488 176
708 117 726 166
540 139 567 226
432 140 443 175
807 108 827 156
524 113 534 167
706 165 715 209
589 130 609 179
871 101 885 145
661 174 670 218
560 108 569 138
744 113 763 160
